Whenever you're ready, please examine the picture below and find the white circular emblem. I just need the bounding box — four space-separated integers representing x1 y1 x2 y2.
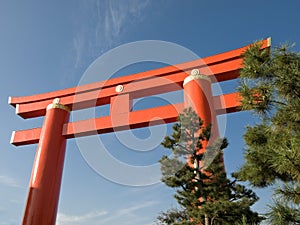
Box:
115 84 124 93
191 68 200 76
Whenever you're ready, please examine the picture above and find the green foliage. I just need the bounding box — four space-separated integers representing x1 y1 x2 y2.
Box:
157 108 262 225
156 208 190 225
234 215 258 225
274 182 300 204
235 40 300 223
265 200 300 225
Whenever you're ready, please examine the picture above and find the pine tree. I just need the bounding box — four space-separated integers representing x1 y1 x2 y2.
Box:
157 108 262 225
265 200 300 225
234 40 300 223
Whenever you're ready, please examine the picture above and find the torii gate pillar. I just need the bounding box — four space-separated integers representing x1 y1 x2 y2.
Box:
22 99 70 225
183 69 219 147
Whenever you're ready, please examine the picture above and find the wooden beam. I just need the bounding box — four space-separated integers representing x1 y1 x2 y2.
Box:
9 38 270 108
213 92 242 114
15 58 243 119
11 93 242 146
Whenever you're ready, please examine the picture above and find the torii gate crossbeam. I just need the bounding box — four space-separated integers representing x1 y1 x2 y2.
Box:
9 38 270 225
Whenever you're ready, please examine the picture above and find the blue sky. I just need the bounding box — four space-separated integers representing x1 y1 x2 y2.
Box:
0 1 300 224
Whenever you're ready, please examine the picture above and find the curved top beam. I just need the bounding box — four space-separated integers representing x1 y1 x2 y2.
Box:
9 38 271 107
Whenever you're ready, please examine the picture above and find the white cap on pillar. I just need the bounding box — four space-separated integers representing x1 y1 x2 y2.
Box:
183 69 211 86
46 98 70 112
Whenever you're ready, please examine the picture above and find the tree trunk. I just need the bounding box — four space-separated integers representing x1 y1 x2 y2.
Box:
205 214 209 225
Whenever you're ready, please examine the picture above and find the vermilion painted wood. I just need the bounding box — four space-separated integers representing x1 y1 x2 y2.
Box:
67 102 184 138
11 93 240 146
11 128 42 146
214 92 242 114
22 106 69 225
15 58 243 119
184 73 219 155
9 38 270 108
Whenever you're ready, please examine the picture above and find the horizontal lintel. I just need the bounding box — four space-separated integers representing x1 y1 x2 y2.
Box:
15 58 243 119
11 93 241 146
9 38 270 107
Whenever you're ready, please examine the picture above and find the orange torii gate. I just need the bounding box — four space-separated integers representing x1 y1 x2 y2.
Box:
9 38 270 225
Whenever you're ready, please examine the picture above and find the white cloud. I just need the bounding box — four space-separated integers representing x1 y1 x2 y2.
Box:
0 175 21 188
73 32 85 69
72 0 151 68
100 0 151 48
57 210 108 225
0 220 18 225
61 0 152 85
96 200 158 225
118 200 157 216
56 199 159 225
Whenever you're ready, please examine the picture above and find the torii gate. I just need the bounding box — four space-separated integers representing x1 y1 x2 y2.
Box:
9 38 270 225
